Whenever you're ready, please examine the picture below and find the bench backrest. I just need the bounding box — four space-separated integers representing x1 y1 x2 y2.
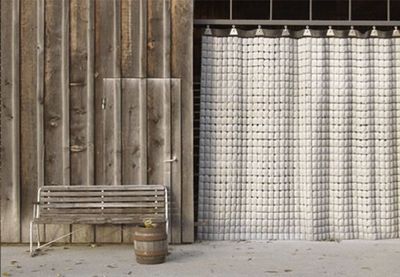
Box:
37 185 166 224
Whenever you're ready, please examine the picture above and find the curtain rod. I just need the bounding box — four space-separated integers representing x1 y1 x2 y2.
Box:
194 19 400 27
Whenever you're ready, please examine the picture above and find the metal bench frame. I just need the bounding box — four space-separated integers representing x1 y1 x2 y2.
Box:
30 185 168 256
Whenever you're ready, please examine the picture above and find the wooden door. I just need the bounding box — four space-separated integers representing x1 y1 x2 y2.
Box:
102 78 182 243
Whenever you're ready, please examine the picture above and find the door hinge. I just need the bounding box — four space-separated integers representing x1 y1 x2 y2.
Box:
101 98 106 110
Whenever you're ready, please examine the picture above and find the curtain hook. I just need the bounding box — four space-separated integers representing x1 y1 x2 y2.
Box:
230 25 238 36
327 25 335 37
303 25 311 37
393 26 400 37
371 26 378 37
349 26 356 37
204 25 212 35
282 25 290 37
255 25 264 36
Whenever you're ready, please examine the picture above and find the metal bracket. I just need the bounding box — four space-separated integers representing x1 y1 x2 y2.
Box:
349 26 356 37
255 25 264 36
393 26 400 37
326 26 335 37
230 25 238 36
303 26 311 37
282 26 290 37
164 156 177 163
370 26 378 37
204 25 212 35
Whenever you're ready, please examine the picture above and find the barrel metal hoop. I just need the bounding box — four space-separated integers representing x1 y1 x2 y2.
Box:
133 235 167 241
134 250 168 257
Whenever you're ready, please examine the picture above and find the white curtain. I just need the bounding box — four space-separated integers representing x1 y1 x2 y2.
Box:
198 33 400 240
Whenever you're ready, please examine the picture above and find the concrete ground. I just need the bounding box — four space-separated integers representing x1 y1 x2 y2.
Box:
1 240 400 277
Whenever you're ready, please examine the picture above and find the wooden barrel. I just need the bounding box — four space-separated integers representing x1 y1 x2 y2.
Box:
133 225 168 264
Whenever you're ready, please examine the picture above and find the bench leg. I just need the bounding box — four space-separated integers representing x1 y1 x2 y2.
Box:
36 223 41 247
29 226 85 256
30 221 41 257
29 221 33 256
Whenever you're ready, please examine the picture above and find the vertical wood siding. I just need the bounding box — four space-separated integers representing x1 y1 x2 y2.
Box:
1 0 21 243
171 0 194 243
20 0 39 243
0 0 193 244
70 0 95 243
95 0 122 244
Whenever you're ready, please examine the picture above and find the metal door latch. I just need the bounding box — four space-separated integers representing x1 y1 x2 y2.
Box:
164 156 177 163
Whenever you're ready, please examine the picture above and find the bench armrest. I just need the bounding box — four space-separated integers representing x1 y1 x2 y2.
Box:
32 202 41 219
32 187 43 219
165 186 169 237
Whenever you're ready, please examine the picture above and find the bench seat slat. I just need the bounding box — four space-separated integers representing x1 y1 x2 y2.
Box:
41 191 164 197
39 196 164 203
41 185 164 191
39 214 164 218
40 202 165 208
34 215 165 224
36 214 165 218
39 208 165 214
38 212 165 216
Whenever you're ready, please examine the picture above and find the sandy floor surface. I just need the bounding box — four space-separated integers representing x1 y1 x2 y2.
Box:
1 240 400 277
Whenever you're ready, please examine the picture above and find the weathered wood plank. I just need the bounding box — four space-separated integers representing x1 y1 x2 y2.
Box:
35 216 165 225
71 225 94 243
103 79 122 187
36 0 46 244
163 81 172 242
121 80 142 185
147 79 167 185
38 213 165 218
70 0 90 186
122 224 135 243
20 0 40 242
43 0 70 242
121 0 147 78
39 196 165 203
70 0 95 243
95 0 121 243
147 0 170 78
119 78 148 230
171 0 194 242
61 0 70 186
0 0 21 243
86 0 95 188
41 191 164 197
41 203 164 208
170 79 182 243
44 0 69 185
139 80 148 185
37 215 165 220
95 0 114 190
41 207 164 213
36 0 44 189
41 184 164 190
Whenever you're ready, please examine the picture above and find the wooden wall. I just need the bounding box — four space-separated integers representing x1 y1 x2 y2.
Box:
1 0 194 244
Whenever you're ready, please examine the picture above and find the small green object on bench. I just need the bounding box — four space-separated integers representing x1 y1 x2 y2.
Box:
30 185 168 256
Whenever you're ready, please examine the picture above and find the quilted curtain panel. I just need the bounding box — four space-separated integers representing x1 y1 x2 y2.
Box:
198 31 400 240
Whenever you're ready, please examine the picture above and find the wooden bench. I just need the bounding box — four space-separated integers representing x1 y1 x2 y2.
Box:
30 185 168 256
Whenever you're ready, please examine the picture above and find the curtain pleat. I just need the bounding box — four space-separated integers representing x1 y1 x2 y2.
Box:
198 35 400 240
